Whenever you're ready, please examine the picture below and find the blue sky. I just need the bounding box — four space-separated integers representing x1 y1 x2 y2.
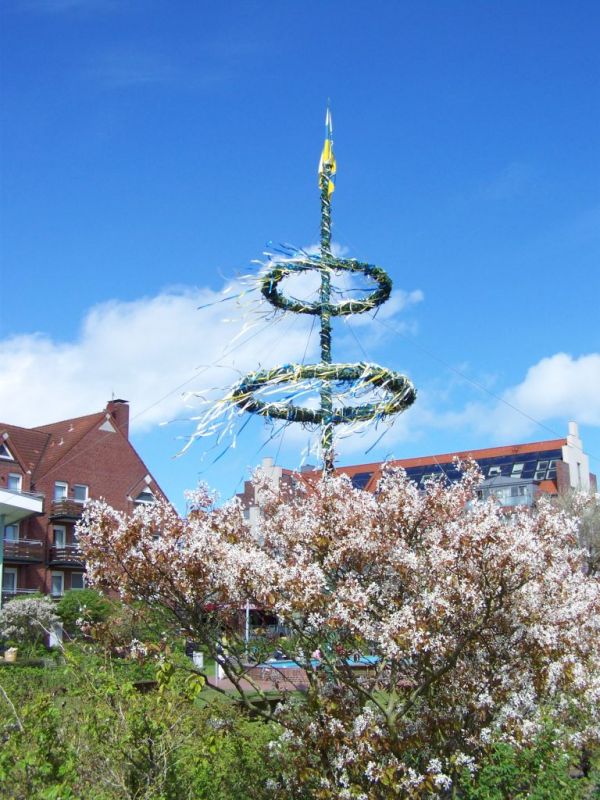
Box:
1 0 599 509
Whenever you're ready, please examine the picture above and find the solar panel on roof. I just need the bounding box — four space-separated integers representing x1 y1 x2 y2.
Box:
351 472 372 489
400 449 564 489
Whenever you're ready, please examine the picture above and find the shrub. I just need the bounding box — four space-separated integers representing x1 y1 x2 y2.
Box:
0 596 58 649
56 588 113 635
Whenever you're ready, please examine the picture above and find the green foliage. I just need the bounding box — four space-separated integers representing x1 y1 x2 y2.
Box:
0 646 279 800
56 588 114 634
86 600 182 658
1 649 598 799
456 731 599 800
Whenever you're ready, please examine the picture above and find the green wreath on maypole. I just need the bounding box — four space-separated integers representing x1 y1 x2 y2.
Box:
230 108 416 473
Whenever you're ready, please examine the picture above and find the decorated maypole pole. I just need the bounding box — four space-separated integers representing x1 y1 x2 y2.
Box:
228 108 417 474
317 107 336 471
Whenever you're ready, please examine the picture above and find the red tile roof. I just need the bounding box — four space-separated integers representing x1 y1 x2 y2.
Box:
327 438 568 492
1 409 121 480
0 424 51 474
32 412 104 479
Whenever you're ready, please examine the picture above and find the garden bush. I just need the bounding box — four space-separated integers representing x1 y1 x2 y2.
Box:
0 596 58 651
56 588 114 635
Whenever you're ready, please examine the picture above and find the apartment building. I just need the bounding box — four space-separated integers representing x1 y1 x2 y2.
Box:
0 400 167 605
238 421 596 517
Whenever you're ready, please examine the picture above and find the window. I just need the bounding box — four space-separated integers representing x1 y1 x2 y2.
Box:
135 489 155 504
54 481 68 501
4 523 19 541
71 573 85 590
511 463 524 477
2 568 17 594
533 459 558 481
53 526 66 548
510 486 528 497
73 484 89 503
7 473 22 491
0 442 13 460
51 572 64 597
488 466 502 477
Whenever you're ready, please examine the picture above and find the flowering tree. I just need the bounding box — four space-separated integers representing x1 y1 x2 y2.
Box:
77 466 600 798
551 490 600 576
0 596 58 648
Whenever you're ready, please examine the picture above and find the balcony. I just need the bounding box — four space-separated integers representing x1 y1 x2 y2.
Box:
49 499 84 521
49 544 84 566
1 587 39 604
0 488 44 525
2 538 44 563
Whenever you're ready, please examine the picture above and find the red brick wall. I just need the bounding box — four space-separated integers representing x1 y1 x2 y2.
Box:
0 460 31 493
7 417 165 596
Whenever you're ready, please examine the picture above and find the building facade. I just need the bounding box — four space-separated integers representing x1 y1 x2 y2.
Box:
0 400 167 605
238 421 596 516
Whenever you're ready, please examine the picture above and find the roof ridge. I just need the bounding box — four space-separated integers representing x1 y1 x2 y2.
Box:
33 410 104 433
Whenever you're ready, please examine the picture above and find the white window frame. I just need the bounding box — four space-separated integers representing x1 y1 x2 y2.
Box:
4 522 20 541
511 463 525 477
70 572 86 590
51 572 64 598
73 484 89 503
7 473 22 492
53 525 67 548
135 489 155 505
54 481 68 501
2 567 17 593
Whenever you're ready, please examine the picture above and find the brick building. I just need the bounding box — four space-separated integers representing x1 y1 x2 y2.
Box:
0 400 167 605
238 421 596 519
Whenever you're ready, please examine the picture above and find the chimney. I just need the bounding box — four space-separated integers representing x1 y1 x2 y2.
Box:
107 399 130 438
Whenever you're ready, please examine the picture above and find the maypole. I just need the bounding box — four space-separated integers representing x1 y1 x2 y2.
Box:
318 107 336 471
230 108 417 474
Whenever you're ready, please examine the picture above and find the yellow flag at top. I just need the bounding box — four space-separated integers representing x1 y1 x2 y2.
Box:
318 107 336 196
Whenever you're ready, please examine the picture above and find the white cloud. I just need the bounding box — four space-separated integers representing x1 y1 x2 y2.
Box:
0 275 425 435
412 352 600 447
484 352 600 438
0 285 318 431
313 352 600 463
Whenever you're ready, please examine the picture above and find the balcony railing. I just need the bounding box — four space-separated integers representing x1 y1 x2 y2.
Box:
49 499 84 520
3 488 45 503
49 544 84 566
1 588 39 603
2 538 44 562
